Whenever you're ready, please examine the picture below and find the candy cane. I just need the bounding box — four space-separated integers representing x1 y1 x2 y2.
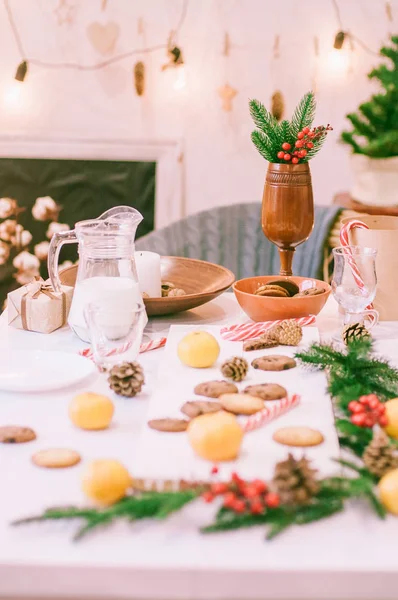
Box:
220 316 315 342
242 394 300 432
79 336 167 361
339 219 374 314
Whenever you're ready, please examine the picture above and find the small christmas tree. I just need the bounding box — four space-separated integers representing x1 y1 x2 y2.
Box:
341 35 398 158
249 91 332 164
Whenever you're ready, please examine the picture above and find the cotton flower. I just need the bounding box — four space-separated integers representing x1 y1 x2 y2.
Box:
46 222 70 240
32 196 60 222
20 229 33 247
0 219 17 242
0 241 10 265
13 251 40 271
34 241 50 261
0 198 18 219
15 267 40 286
60 260 74 269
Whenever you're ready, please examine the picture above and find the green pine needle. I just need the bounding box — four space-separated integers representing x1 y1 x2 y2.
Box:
289 91 316 138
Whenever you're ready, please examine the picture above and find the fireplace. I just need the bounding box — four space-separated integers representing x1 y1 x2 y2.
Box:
0 137 184 304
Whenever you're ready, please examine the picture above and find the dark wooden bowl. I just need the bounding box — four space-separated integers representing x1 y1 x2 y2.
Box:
59 256 235 317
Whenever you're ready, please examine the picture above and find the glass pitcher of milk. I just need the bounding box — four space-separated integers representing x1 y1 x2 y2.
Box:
47 206 147 342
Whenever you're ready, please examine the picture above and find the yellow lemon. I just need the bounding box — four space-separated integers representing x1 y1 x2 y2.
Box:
378 468 398 515
69 392 114 430
81 459 132 506
177 331 220 368
188 411 244 461
384 398 398 439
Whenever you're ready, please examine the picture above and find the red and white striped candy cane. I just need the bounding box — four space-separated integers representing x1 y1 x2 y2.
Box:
79 336 167 361
339 219 375 316
220 316 315 342
242 394 300 432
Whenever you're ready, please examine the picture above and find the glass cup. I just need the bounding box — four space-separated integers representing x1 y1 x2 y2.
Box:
84 302 146 371
331 246 379 341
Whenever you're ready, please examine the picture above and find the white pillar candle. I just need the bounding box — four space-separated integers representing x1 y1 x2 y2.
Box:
134 251 162 298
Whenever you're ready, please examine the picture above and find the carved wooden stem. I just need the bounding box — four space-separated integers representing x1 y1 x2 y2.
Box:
279 249 294 277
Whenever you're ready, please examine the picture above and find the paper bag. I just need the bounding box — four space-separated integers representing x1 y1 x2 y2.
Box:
341 215 398 321
7 277 73 334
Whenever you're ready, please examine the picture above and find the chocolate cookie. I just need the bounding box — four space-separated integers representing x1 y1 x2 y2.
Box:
181 400 222 419
267 279 300 297
273 426 324 447
220 393 264 415
294 287 324 297
244 383 287 401
148 419 189 432
251 355 297 371
0 426 36 444
194 380 238 398
243 335 279 352
255 284 290 298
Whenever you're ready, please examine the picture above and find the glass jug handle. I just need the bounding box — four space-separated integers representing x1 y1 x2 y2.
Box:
47 229 78 292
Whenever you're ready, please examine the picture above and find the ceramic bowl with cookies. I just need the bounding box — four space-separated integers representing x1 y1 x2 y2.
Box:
233 275 330 322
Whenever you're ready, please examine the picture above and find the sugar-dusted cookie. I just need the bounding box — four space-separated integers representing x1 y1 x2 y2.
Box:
244 383 287 401
32 448 81 468
251 355 296 371
219 393 264 415
194 380 238 398
0 426 36 444
273 426 324 447
148 419 189 432
181 400 222 419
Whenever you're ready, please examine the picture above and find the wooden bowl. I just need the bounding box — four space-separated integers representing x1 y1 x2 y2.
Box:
59 257 235 317
233 275 331 322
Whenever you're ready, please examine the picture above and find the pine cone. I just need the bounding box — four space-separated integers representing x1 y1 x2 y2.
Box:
342 322 371 345
272 453 319 505
363 428 398 478
271 320 303 346
221 356 249 382
108 362 145 397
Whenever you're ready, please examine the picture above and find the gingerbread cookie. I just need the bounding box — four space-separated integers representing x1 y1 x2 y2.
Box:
148 419 189 432
32 448 81 469
273 426 324 447
181 400 222 419
219 393 264 415
194 380 238 398
244 383 287 401
251 355 296 371
243 335 278 352
0 426 36 444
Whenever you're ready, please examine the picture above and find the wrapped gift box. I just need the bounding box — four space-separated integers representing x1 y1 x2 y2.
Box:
7 277 73 334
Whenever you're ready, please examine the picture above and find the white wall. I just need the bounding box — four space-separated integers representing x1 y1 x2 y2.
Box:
0 0 394 223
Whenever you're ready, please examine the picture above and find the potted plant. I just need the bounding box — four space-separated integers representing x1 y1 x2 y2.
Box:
341 35 398 207
249 91 332 276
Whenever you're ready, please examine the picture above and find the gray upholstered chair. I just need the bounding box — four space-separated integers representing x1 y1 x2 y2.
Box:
136 203 342 280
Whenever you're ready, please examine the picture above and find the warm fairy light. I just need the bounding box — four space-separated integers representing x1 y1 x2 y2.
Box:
3 80 25 110
326 48 350 76
173 65 187 90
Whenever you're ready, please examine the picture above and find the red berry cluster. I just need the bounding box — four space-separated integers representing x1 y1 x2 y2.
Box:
348 394 388 428
276 124 333 164
202 470 280 515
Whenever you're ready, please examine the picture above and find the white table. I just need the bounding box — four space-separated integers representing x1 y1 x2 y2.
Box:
1 295 398 600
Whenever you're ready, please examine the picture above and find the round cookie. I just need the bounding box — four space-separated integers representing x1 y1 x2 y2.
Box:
181 400 222 419
148 419 189 432
255 285 290 298
273 426 324 447
194 380 238 398
267 279 300 296
219 392 264 415
294 288 324 297
243 335 279 352
244 383 287 401
252 355 296 371
0 426 36 444
32 448 81 469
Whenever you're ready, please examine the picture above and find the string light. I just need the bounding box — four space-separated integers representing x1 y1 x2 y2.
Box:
331 0 380 57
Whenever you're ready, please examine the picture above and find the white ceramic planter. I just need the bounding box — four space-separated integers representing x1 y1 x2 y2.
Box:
350 154 398 206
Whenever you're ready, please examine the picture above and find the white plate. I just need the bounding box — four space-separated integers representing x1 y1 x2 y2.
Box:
0 350 97 392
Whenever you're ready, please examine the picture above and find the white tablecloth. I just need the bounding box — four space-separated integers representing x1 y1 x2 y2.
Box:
1 295 398 600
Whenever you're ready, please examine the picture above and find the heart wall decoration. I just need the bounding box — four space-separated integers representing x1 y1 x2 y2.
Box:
87 21 120 55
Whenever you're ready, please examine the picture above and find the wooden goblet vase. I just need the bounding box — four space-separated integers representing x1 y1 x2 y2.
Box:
262 162 314 277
